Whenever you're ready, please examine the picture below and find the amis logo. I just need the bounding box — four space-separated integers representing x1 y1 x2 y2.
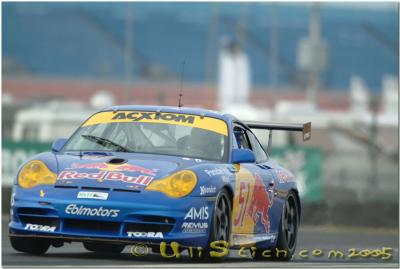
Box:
112 112 195 124
184 206 209 220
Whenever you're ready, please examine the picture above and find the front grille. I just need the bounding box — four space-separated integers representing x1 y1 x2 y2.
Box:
18 215 60 228
135 215 175 224
18 207 50 215
17 207 58 217
16 208 176 237
54 185 78 189
81 186 110 191
125 222 174 233
63 219 120 235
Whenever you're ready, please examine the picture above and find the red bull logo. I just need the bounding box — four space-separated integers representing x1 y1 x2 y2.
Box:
248 174 273 233
70 163 156 176
58 171 153 186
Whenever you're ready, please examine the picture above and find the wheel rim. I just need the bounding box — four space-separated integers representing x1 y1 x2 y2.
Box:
282 196 298 250
214 194 230 242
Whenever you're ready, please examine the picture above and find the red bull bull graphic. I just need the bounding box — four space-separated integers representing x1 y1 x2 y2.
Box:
248 174 273 233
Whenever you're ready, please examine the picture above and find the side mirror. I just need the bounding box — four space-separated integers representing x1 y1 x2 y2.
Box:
51 138 68 153
231 149 256 164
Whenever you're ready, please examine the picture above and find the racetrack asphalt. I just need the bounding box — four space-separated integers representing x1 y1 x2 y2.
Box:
2 217 398 267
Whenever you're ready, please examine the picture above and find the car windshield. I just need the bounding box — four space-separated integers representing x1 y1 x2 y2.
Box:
63 111 229 162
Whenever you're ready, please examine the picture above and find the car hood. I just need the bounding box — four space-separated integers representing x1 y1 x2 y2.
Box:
54 152 199 191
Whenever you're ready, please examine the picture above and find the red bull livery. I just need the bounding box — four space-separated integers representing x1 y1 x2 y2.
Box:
9 105 311 260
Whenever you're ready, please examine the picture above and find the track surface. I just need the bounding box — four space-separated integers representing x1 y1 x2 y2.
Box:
2 218 398 267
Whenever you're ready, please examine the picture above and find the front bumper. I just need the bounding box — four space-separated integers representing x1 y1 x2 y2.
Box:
9 186 216 248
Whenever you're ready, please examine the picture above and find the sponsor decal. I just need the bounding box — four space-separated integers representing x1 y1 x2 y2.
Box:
204 168 231 177
58 171 153 186
221 175 231 183
276 169 294 183
200 185 217 196
248 174 273 233
24 223 56 232
254 233 277 243
112 112 195 124
184 206 209 220
231 233 276 246
77 191 108 200
232 234 255 246
127 231 163 238
181 222 208 233
82 111 228 136
65 204 120 218
70 163 156 176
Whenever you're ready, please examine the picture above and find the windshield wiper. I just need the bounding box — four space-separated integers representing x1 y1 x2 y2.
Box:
81 134 131 152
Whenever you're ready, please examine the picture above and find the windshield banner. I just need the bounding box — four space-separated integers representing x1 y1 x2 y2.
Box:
83 111 228 136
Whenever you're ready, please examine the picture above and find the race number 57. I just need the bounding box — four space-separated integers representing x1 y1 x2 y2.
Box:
234 181 250 227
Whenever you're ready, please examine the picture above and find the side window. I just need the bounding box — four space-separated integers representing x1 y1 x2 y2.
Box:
233 126 251 150
247 130 268 163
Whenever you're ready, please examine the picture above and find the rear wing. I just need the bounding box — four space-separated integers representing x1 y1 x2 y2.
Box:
243 121 311 141
243 121 311 155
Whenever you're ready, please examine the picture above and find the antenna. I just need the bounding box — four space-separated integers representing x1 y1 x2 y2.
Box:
178 60 186 108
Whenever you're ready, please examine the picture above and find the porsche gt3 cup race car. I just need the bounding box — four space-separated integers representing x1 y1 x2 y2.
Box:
9 105 311 260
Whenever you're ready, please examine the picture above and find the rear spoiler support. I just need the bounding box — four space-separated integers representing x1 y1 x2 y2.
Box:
243 121 311 155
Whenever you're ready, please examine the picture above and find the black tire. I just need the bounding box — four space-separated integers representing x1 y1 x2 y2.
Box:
83 242 125 254
254 191 299 261
10 236 51 255
190 189 231 260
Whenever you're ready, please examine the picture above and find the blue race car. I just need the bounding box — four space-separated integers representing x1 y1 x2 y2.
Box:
9 105 311 260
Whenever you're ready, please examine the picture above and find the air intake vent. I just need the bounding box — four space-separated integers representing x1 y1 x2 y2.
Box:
18 207 57 216
113 188 140 193
18 216 59 228
107 158 127 164
125 223 174 234
54 185 78 189
63 219 120 235
81 186 110 191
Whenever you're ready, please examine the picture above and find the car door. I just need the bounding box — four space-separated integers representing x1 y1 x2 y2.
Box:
245 129 280 237
230 124 278 246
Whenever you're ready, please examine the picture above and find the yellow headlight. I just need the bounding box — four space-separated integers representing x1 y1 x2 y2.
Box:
18 160 57 189
145 170 197 198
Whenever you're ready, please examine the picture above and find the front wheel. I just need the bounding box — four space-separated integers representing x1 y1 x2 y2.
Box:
191 189 231 260
10 236 51 254
254 191 299 261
